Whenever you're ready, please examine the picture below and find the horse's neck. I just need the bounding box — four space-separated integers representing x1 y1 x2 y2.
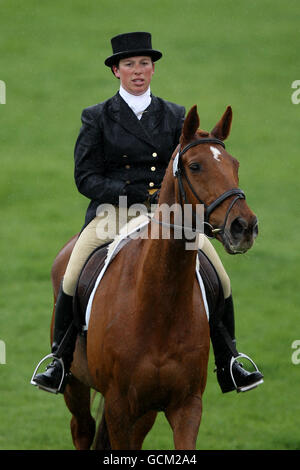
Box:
139 234 197 289
136 234 198 331
135 164 198 325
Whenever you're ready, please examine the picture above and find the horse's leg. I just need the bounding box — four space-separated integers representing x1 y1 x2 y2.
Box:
165 395 203 450
64 376 96 450
104 391 135 450
130 411 157 449
93 405 112 450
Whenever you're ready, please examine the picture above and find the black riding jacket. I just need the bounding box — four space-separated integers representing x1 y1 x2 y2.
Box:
74 92 185 226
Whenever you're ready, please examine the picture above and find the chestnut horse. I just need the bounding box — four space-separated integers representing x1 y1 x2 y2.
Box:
50 105 258 450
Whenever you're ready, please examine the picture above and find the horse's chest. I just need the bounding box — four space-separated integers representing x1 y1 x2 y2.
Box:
132 347 206 398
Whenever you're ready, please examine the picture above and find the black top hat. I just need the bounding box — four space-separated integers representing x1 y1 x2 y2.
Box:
104 32 162 67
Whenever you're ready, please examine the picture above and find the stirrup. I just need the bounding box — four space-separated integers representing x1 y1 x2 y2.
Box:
30 353 66 394
230 353 264 393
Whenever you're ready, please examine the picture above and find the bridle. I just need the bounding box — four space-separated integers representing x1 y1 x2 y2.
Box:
171 138 246 238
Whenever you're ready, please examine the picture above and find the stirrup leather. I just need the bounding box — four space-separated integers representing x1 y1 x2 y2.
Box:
30 353 67 394
230 353 264 393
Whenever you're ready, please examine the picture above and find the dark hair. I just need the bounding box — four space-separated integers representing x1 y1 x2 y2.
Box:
111 63 119 77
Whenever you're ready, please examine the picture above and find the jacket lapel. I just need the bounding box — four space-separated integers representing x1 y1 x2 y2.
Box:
107 93 162 148
141 95 164 132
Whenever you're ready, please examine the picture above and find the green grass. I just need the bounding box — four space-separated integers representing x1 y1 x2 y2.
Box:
1 0 300 450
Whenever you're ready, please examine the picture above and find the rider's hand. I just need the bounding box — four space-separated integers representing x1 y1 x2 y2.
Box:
123 183 149 206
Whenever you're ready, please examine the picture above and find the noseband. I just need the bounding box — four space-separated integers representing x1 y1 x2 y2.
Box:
173 138 246 237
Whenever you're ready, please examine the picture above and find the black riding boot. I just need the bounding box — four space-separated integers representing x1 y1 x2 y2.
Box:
222 295 236 343
31 284 78 394
210 294 264 393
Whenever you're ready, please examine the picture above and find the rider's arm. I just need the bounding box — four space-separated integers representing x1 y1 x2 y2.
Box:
74 107 126 204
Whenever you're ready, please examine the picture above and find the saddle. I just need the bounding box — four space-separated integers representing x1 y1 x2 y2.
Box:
73 239 223 330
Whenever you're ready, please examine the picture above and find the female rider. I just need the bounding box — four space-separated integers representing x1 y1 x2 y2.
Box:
32 32 263 395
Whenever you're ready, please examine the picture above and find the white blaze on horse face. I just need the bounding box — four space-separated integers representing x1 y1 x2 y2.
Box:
210 146 222 162
173 151 179 176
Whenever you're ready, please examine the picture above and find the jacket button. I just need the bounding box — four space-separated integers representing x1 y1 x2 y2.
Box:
149 182 154 187
126 180 131 184
151 166 156 171
152 152 157 157
125 164 130 169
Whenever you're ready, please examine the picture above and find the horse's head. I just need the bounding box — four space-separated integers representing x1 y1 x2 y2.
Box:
174 105 258 254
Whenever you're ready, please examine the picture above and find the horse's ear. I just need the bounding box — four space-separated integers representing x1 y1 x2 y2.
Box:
211 106 232 141
182 105 200 142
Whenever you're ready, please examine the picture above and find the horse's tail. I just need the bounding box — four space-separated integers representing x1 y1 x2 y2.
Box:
92 393 111 450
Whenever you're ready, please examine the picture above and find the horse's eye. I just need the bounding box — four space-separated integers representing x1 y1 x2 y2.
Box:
188 163 202 173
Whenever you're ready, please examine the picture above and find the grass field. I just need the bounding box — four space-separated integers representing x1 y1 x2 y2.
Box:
1 0 300 450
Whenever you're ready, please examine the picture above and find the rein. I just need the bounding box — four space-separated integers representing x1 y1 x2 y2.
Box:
152 138 245 238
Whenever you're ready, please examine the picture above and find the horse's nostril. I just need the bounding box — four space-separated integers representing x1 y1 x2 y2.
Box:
253 220 259 238
230 217 248 238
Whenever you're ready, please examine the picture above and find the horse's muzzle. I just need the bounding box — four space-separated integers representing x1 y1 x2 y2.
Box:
223 215 258 254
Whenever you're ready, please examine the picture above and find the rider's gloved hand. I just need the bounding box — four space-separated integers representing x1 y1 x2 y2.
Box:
122 182 149 206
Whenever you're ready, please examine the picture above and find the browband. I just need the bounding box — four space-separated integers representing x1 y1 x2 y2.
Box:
173 138 225 176
179 138 226 158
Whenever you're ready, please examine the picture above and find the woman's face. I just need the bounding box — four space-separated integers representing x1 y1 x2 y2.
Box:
112 56 155 95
